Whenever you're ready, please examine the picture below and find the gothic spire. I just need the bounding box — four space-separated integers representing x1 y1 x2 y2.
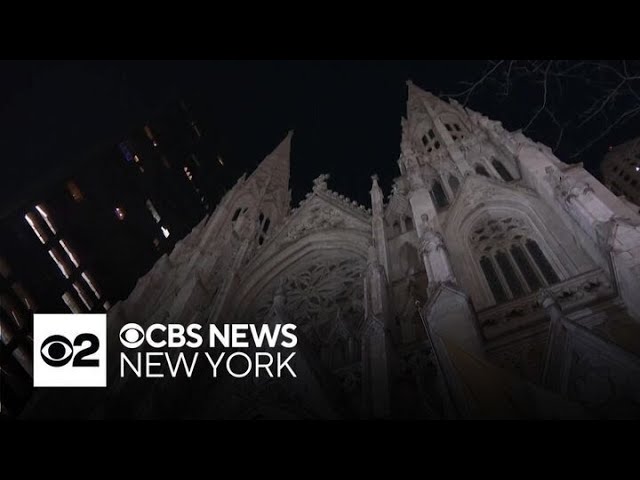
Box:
250 130 293 192
246 130 293 220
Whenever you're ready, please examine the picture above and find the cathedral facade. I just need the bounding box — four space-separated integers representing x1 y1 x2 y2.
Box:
25 81 640 419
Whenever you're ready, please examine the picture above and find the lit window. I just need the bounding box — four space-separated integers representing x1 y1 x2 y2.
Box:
66 180 84 202
115 207 125 221
161 226 170 238
49 249 70 278
218 156 224 166
145 200 161 223
81 271 100 299
25 213 48 244
36 204 57 234
62 292 83 313
636 166 639 172
184 166 193 181
73 282 92 309
119 142 134 163
60 240 80 267
134 154 140 163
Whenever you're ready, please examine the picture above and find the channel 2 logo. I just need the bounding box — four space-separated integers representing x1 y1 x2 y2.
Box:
33 313 107 387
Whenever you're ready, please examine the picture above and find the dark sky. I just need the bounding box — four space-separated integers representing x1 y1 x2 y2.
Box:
2 60 637 210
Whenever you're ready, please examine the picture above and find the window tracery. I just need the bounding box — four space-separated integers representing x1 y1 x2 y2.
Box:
470 215 561 304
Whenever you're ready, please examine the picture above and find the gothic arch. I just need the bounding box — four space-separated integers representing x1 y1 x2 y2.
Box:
443 179 597 309
232 229 370 324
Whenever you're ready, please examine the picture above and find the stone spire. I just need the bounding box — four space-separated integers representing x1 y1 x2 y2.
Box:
249 130 293 194
247 130 293 220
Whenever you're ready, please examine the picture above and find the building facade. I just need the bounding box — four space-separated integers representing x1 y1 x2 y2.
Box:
0 100 233 416
20 82 640 419
602 137 640 211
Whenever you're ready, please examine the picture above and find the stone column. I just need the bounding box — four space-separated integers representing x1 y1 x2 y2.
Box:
361 246 392 418
370 175 391 279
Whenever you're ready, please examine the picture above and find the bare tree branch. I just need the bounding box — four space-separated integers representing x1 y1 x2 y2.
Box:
450 60 640 160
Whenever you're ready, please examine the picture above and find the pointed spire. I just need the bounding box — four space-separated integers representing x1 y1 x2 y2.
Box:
251 130 293 187
405 80 442 120
244 130 293 219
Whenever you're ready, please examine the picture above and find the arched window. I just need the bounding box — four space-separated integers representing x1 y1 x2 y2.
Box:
475 164 490 177
492 158 514 182
525 239 560 284
471 215 562 305
448 175 460 193
404 216 414 231
510 244 542 291
480 256 507 303
430 180 449 209
495 250 525 298
232 208 242 222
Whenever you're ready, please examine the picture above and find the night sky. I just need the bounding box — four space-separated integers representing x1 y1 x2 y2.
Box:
2 60 638 210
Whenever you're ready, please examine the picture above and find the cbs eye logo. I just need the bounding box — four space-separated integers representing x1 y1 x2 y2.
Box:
40 333 100 367
119 323 145 348
33 313 107 387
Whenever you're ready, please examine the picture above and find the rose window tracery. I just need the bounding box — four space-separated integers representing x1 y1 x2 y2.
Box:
249 256 366 342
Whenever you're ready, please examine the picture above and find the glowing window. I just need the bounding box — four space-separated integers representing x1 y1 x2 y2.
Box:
81 271 100 299
62 292 83 313
73 282 93 309
115 207 125 221
59 240 80 267
48 249 70 278
25 213 48 244
145 200 161 223
35 205 56 234
161 226 170 238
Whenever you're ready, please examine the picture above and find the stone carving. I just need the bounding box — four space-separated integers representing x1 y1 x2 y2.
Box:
419 228 446 255
545 166 594 202
469 215 530 255
251 256 366 344
312 173 330 192
284 204 347 241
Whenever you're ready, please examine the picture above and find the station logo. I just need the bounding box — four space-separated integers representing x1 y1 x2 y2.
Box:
33 313 107 387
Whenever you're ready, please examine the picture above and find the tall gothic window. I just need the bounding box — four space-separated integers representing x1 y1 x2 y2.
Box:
448 175 460 193
525 239 560 284
471 216 562 305
431 180 449 209
492 158 514 182
480 256 508 303
475 164 490 177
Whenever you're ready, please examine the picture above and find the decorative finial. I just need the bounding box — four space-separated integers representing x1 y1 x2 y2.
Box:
313 173 330 193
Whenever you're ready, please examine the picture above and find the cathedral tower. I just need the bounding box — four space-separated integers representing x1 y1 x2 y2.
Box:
387 81 640 418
